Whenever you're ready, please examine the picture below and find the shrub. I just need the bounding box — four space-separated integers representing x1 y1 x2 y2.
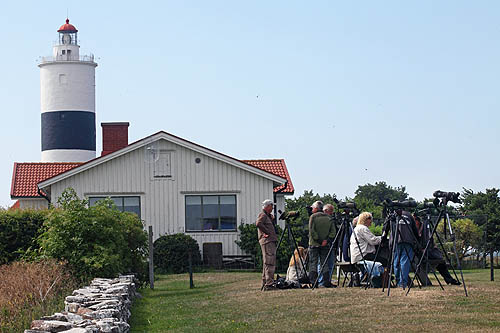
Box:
153 234 201 274
0 209 47 264
38 188 148 283
0 259 77 332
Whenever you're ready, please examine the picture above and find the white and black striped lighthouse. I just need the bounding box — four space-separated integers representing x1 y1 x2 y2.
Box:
39 19 97 162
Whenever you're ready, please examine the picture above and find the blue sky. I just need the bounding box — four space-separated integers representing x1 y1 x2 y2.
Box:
0 1 499 207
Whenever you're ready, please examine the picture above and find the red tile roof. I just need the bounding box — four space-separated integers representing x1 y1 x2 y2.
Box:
11 152 293 199
10 162 82 198
242 159 294 194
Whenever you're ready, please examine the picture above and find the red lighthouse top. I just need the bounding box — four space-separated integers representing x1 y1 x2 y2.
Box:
57 19 78 33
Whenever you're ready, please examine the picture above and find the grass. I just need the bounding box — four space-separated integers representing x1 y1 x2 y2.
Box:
129 269 500 333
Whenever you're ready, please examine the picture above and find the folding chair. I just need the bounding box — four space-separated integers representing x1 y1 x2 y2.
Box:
336 261 362 287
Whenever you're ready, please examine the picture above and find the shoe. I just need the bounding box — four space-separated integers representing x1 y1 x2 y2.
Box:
262 284 278 291
447 279 461 286
321 273 333 288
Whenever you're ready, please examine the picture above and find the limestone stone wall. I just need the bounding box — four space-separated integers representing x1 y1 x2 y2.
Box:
25 275 139 333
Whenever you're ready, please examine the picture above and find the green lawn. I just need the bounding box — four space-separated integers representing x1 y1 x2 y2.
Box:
129 269 500 332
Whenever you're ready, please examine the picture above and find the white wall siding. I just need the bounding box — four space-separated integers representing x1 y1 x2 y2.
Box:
49 138 277 256
18 198 49 210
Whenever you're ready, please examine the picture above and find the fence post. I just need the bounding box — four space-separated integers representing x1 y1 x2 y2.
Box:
491 249 494 282
188 250 194 289
149 226 154 289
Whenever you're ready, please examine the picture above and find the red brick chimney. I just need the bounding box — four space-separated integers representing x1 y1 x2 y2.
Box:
101 122 129 156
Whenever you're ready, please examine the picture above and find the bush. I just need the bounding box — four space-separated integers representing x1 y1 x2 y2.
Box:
0 259 77 332
0 209 47 264
38 188 148 283
153 234 201 274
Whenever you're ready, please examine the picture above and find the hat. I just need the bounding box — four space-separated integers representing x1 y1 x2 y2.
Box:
262 199 274 208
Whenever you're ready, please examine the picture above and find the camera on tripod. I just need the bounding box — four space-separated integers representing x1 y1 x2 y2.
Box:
336 201 357 209
332 198 357 210
417 201 436 209
433 190 461 204
278 210 300 220
382 199 418 209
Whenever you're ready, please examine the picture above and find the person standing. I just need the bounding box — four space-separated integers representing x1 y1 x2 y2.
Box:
308 201 336 287
392 210 419 289
256 199 278 291
317 203 337 286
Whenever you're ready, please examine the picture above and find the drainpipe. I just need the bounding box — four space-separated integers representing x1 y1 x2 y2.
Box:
37 187 51 208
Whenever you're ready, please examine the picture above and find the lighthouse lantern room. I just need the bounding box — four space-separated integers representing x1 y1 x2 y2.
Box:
39 18 97 162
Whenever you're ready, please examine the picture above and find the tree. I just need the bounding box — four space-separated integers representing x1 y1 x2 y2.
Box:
354 181 409 205
436 218 482 262
461 188 500 262
39 188 148 282
352 181 410 219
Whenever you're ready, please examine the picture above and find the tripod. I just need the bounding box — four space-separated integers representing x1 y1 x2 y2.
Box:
412 208 445 290
313 207 374 289
274 214 309 289
406 197 468 296
379 210 424 296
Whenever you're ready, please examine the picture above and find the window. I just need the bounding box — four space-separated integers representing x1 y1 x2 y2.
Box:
62 50 66 55
89 196 141 218
185 195 236 231
154 151 172 178
59 74 67 85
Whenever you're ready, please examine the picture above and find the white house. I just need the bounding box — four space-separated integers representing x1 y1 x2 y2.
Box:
11 124 294 255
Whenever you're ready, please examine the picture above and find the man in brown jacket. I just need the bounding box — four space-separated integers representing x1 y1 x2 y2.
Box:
256 199 278 290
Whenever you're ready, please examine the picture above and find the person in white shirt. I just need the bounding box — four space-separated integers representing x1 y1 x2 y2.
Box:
350 212 388 267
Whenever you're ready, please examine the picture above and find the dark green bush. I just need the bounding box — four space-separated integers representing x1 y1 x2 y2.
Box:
153 233 201 274
38 188 148 283
0 209 47 264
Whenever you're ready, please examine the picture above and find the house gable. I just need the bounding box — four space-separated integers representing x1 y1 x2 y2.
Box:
38 131 286 190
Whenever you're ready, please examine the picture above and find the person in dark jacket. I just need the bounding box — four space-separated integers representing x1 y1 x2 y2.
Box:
256 199 278 291
390 210 419 288
308 201 336 287
413 215 460 285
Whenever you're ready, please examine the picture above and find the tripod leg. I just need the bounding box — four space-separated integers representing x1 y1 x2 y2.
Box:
432 267 445 290
311 221 345 290
406 209 445 296
287 226 302 289
446 212 468 297
364 244 383 290
350 224 373 288
287 222 310 288
433 224 461 282
387 220 399 296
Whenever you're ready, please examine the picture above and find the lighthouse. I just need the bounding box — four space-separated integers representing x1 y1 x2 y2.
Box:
39 19 97 162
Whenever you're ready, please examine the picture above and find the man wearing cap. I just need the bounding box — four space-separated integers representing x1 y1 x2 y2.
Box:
308 201 336 287
256 199 278 290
